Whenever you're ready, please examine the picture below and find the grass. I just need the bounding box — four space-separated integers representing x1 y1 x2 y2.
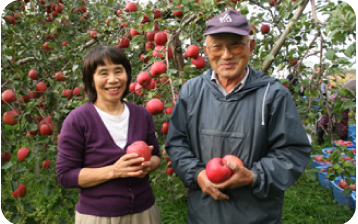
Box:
154 137 356 224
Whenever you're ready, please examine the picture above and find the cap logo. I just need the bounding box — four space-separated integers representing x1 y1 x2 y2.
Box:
219 13 232 23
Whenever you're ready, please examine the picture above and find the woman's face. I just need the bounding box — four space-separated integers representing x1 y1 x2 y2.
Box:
93 59 128 105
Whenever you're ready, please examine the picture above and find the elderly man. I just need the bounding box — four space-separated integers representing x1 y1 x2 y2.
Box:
165 10 311 224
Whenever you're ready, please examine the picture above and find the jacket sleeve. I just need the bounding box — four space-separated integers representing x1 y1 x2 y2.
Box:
56 113 84 189
165 81 206 190
251 88 311 199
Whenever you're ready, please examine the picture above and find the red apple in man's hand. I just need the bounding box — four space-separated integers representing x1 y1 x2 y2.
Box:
206 158 232 184
223 155 244 175
126 141 151 165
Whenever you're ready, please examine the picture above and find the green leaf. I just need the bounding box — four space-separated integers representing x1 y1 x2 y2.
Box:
50 197 61 212
263 54 275 60
22 198 37 214
325 49 336 60
1 161 14 170
341 100 356 110
25 217 37 224
108 0 114 4
3 199 16 213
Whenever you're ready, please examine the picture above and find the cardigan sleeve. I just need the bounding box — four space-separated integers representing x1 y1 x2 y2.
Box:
56 112 85 189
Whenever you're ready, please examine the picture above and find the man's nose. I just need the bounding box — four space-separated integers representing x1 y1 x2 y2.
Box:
221 46 234 58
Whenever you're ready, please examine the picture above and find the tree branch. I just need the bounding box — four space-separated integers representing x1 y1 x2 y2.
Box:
261 0 309 73
310 0 328 26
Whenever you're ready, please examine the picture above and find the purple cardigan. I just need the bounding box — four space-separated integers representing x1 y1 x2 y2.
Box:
56 102 160 217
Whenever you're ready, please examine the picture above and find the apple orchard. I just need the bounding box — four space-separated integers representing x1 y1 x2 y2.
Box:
1 0 356 223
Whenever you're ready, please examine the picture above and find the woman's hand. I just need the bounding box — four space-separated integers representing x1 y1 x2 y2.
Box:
111 153 145 178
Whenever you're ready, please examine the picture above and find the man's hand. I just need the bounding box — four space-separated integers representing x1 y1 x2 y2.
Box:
212 161 253 190
197 170 229 200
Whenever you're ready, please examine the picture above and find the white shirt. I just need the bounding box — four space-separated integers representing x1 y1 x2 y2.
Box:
211 66 250 96
94 103 130 149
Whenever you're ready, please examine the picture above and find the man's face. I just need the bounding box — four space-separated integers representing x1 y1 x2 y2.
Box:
204 33 255 81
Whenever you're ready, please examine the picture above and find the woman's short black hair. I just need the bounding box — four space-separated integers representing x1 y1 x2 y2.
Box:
82 45 132 103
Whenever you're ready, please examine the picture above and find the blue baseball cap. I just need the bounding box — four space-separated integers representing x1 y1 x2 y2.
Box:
204 10 250 36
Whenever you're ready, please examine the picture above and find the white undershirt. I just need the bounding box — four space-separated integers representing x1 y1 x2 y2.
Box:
94 103 130 149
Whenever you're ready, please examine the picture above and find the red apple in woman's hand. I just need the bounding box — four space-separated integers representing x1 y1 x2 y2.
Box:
126 141 151 165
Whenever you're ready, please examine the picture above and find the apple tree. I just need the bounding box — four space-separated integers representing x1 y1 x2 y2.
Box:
1 0 355 223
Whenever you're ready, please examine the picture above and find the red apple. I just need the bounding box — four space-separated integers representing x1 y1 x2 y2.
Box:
62 89 73 100
261 24 270 34
289 59 298 66
1 89 17 103
162 149 170 162
206 158 232 184
142 14 150 23
223 155 244 175
12 184 27 198
166 167 174 175
39 116 52 125
126 141 151 165
153 45 173 60
140 54 150 63
146 31 156 41
3 110 20 125
55 71 66 81
173 5 182 18
145 41 155 51
90 30 98 39
62 41 69 47
17 147 30 161
249 25 257 35
125 2 138 12
165 106 174 114
137 71 151 86
42 160 52 169
129 82 137 93
20 90 32 103
4 15 14 25
146 99 164 115
42 42 52 51
119 37 130 48
1 152 11 163
40 123 53 136
191 55 206 69
313 155 323 161
134 83 143 96
154 32 167 46
154 10 162 19
130 27 140 37
36 82 47 92
28 69 38 80
161 122 170 134
338 179 347 189
269 0 282 6
185 45 200 59
150 61 167 78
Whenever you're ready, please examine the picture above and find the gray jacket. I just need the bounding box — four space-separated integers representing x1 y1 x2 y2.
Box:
166 66 311 224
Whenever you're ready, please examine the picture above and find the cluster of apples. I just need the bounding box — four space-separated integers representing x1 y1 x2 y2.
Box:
337 179 356 191
162 149 174 176
333 140 355 147
313 155 331 163
206 155 244 184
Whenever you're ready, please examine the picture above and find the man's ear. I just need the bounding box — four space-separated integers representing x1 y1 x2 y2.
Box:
249 39 256 57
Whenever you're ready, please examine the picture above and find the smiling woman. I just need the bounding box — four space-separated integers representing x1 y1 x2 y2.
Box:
56 45 162 224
